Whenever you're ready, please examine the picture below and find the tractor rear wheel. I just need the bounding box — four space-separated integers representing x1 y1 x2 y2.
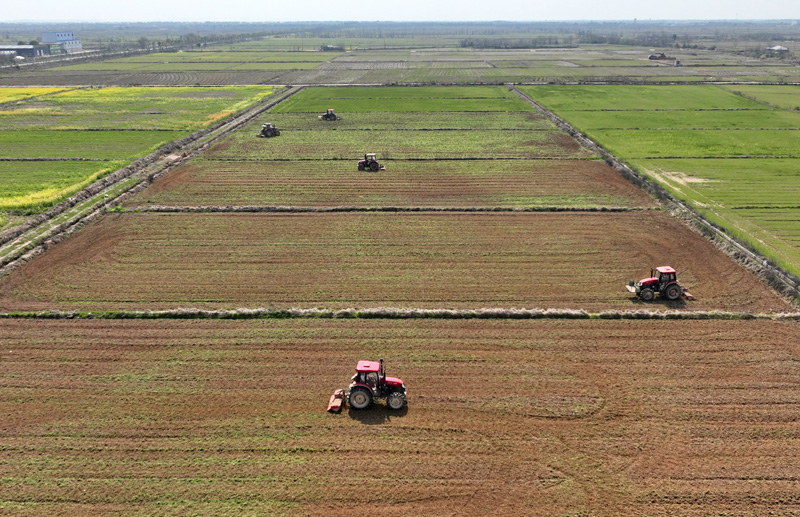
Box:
349 387 372 410
664 284 682 300
387 392 405 410
639 288 655 301
369 161 380 171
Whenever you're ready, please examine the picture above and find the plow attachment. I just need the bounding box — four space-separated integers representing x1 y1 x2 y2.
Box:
327 388 346 413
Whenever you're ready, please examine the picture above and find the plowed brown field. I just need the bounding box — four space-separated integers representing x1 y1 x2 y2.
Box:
132 159 654 209
0 211 789 313
2 317 800 515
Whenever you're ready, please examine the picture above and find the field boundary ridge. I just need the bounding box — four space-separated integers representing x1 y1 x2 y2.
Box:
2 307 798 321
126 205 648 213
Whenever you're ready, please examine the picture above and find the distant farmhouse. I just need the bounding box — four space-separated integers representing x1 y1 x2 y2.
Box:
41 31 83 54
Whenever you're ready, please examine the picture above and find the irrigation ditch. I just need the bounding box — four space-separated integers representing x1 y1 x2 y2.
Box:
0 85 304 276
510 85 800 306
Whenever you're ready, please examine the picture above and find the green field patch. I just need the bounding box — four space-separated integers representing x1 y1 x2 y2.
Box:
721 84 800 110
551 108 797 130
118 51 339 63
593 129 800 158
0 87 70 103
228 62 323 71
273 86 531 113
633 158 800 208
0 161 123 212
705 207 800 275
262 111 555 130
0 131 187 160
568 59 663 67
522 85 766 111
206 126 590 160
56 62 153 71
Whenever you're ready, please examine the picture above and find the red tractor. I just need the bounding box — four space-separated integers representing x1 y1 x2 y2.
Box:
327 359 407 412
319 108 341 121
357 153 385 171
626 266 693 301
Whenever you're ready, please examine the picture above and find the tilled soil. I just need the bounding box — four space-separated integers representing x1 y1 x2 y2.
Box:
131 159 655 209
2 317 799 515
0 211 790 313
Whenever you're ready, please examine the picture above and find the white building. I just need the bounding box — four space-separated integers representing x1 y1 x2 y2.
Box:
41 31 83 54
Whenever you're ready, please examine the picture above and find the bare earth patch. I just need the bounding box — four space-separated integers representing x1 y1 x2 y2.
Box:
0 211 789 313
1 317 799 515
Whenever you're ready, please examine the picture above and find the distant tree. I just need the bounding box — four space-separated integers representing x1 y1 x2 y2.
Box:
138 37 149 49
28 40 38 45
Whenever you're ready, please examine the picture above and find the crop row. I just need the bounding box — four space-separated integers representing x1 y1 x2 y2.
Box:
59 61 322 72
0 86 276 130
272 85 530 113
263 111 555 130
0 131 187 160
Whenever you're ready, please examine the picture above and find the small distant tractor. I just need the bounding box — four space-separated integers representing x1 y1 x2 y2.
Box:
357 153 385 171
626 266 694 301
319 108 341 121
257 123 281 138
327 358 407 412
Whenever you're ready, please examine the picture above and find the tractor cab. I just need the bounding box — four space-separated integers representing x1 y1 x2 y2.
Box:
641 266 676 289
654 266 676 287
352 360 384 391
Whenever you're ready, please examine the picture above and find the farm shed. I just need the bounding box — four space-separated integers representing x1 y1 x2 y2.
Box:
0 45 49 57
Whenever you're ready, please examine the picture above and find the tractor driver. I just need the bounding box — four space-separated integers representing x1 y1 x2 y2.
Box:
365 372 378 387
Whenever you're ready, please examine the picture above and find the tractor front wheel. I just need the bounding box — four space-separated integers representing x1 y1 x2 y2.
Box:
349 387 372 410
664 284 682 300
358 164 365 171
639 288 655 301
387 392 405 410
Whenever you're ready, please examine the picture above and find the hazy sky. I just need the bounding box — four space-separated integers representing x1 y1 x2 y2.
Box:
10 0 800 22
